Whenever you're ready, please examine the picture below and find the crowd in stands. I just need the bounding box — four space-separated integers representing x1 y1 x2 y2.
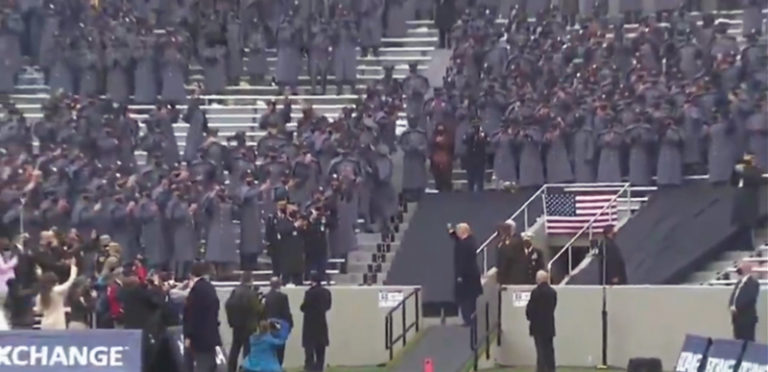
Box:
0 0 424 97
0 1 763 371
428 2 766 191
0 4 424 358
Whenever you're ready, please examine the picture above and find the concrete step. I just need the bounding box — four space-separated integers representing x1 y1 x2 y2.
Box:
346 261 391 274
703 259 740 273
347 250 397 264
688 271 718 284
720 250 755 262
332 272 387 285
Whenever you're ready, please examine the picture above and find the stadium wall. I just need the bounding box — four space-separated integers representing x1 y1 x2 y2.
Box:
214 285 420 369
496 285 768 369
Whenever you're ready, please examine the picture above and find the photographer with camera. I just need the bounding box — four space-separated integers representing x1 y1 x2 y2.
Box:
240 318 292 372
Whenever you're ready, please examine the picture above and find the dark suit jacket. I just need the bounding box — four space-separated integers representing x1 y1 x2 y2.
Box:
264 289 294 327
496 233 526 285
730 275 760 325
526 282 557 337
300 284 332 347
452 234 483 302
121 284 162 331
732 164 765 227
183 278 222 352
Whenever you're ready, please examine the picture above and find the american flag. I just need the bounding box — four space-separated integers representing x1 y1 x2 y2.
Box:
545 192 618 234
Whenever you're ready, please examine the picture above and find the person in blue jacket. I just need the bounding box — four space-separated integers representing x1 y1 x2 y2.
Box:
240 318 292 372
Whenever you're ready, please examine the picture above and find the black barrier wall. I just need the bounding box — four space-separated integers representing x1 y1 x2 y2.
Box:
386 190 535 310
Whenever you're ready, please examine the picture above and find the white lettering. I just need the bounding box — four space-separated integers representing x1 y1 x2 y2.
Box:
49 347 68 366
69 346 88 366
109 347 124 366
706 358 737 372
677 352 703 372
90 347 109 366
11 346 28 366
215 346 226 365
0 345 127 367
739 361 768 372
29 346 47 366
0 346 12 365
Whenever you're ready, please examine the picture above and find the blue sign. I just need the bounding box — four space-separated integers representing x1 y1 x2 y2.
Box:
0 330 142 372
676 334 712 372
705 339 746 372
738 342 768 372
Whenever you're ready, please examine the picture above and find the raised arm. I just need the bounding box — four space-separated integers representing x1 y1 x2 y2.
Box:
54 261 79 293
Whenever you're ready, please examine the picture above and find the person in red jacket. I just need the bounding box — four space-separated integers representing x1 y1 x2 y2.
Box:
133 256 148 284
106 272 124 327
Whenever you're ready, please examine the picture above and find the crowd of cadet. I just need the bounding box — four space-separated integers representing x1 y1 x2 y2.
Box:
0 0 428 97
421 2 766 192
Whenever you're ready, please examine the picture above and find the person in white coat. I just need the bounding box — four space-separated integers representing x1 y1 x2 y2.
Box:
0 248 18 330
35 259 78 330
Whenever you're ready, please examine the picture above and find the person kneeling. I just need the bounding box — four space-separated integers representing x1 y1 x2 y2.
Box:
240 319 292 372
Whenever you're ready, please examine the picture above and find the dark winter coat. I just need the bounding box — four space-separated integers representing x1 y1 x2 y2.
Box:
300 284 332 347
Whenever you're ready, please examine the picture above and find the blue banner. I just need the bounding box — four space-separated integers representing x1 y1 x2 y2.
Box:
676 334 712 372
0 330 142 372
705 339 746 372
738 342 768 372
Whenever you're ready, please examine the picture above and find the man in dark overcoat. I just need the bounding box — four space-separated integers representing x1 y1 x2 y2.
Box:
450 223 482 326
300 272 332 372
731 154 765 249
526 270 557 372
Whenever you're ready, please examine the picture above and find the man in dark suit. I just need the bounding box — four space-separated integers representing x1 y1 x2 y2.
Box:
300 272 332 372
731 154 766 249
224 271 263 372
729 262 761 341
523 234 546 285
450 223 483 325
601 225 628 285
264 276 294 367
183 262 222 372
526 270 557 372
496 221 526 285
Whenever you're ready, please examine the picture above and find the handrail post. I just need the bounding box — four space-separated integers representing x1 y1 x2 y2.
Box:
402 302 407 347
484 302 490 360
541 188 548 234
483 248 488 274
389 314 394 360
470 315 478 371
497 287 503 346
524 206 529 230
385 315 389 351
415 290 420 332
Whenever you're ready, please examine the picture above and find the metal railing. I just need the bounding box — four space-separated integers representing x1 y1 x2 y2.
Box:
547 183 632 283
475 182 636 275
475 185 548 274
384 288 421 361
469 286 504 371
